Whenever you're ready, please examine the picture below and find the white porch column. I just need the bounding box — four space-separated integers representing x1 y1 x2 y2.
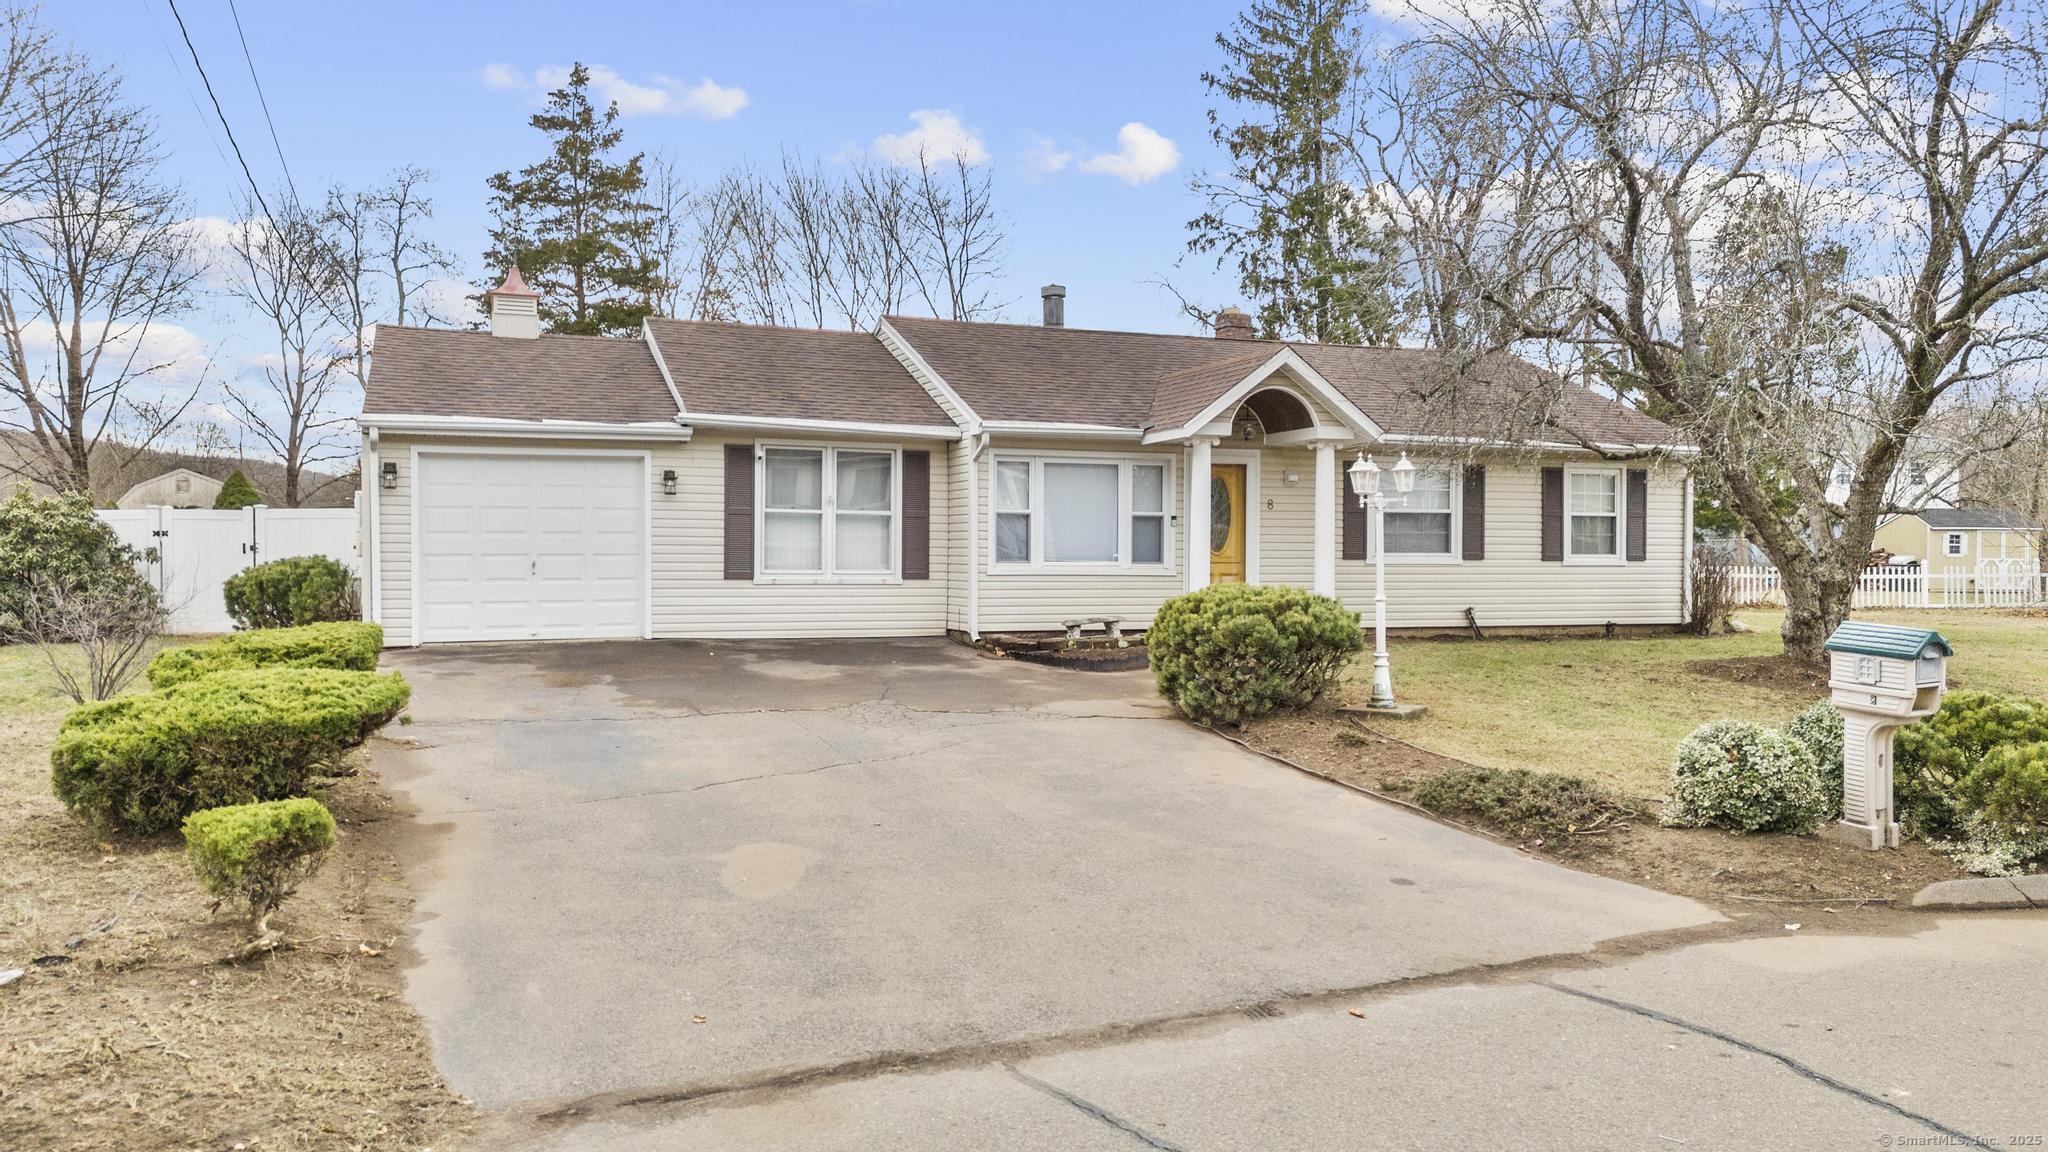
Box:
1312 441 1337 597
1186 437 1215 590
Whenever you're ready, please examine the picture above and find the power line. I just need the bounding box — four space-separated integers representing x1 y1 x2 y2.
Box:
223 0 299 208
163 0 288 235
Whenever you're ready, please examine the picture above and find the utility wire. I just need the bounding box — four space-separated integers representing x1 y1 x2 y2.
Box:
223 0 299 207
163 0 289 239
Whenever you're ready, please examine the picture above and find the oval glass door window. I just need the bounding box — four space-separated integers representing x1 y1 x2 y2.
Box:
1210 477 1232 551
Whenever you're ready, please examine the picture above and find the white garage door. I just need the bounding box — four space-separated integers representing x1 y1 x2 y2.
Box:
415 452 646 643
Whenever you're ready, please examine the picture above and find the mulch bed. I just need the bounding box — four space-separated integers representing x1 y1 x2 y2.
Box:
0 729 473 1151
983 631 1151 672
1685 653 1830 695
1241 708 1969 910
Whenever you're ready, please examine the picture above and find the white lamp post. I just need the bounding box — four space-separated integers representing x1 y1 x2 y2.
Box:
1348 450 1417 708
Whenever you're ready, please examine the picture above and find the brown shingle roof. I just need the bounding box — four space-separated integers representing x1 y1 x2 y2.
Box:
364 326 677 424
646 318 948 426
1147 350 1284 430
884 315 1683 447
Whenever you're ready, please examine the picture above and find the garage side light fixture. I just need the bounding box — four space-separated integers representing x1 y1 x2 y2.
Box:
380 461 398 490
662 468 678 495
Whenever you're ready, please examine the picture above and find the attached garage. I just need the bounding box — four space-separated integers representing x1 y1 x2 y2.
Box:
412 449 648 643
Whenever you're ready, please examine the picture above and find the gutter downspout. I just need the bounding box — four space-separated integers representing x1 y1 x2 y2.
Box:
966 430 990 641
363 426 382 627
1680 469 1694 626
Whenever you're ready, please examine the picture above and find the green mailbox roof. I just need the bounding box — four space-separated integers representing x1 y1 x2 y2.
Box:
1823 621 1953 661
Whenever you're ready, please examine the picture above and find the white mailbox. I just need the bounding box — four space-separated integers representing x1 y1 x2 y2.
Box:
1822 621 1952 849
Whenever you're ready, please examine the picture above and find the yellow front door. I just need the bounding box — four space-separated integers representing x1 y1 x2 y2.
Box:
1209 464 1247 584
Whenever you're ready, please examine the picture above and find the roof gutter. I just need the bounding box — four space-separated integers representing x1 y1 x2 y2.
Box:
679 412 960 439
358 413 696 441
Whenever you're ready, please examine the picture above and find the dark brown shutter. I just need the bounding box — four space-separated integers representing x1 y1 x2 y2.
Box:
901 450 930 580
1341 488 1368 560
1626 468 1649 562
1540 466 1564 562
723 444 753 580
1461 465 1486 561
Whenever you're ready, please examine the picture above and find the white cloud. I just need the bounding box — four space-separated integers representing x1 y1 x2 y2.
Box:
873 110 989 167
480 62 524 90
1079 123 1180 185
489 64 749 120
1021 132 1074 176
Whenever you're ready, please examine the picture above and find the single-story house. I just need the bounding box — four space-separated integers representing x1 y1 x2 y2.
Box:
356 272 1697 645
116 467 223 509
1875 507 2042 580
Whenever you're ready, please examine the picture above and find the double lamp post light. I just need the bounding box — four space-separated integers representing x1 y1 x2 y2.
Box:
1346 449 1416 710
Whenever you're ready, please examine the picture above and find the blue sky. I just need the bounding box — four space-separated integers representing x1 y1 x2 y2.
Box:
66 0 1265 343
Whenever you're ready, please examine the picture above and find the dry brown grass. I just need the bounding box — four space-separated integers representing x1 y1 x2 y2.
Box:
0 645 472 1151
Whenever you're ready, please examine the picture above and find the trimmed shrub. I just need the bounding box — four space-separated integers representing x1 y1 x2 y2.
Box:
1663 718 1828 834
213 469 263 509
222 555 359 630
1406 766 1643 844
149 622 383 688
1783 700 1846 820
0 487 155 641
1896 690 2048 840
51 668 409 835
1147 583 1364 727
1956 741 2048 864
183 798 335 934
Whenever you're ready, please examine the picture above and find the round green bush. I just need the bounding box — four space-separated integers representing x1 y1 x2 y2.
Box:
1147 583 1363 728
51 668 409 835
1958 741 2048 840
0 488 156 641
1663 718 1828 834
1897 690 2048 839
149 622 383 688
222 555 360 630
1783 700 1845 820
183 797 335 933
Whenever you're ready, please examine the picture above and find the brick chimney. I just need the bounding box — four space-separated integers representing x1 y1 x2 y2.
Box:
1041 284 1066 328
485 266 541 339
1214 306 1254 340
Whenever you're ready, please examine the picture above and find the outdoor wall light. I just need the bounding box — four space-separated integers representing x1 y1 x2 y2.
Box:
662 469 678 495
380 461 398 490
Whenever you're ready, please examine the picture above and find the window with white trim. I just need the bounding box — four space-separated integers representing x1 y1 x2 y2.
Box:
1565 469 1623 561
991 454 1173 569
759 446 898 578
1380 466 1458 558
1944 532 1966 557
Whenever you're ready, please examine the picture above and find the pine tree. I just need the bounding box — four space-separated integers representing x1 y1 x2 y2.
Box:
483 64 657 336
1188 0 1399 345
213 469 263 509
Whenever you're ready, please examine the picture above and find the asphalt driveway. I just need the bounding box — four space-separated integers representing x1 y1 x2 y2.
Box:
378 638 1718 1133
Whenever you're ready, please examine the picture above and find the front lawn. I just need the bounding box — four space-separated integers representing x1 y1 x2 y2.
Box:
1339 609 2048 800
0 641 470 1150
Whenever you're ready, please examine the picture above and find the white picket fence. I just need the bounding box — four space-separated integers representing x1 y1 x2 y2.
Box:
98 503 360 634
1724 563 2048 611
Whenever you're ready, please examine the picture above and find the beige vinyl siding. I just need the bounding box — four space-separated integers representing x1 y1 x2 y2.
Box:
947 437 973 632
372 430 951 644
1329 457 1687 627
974 437 1189 633
1876 515 2040 579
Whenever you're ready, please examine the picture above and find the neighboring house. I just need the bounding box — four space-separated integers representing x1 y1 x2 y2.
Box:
1823 452 1961 510
115 467 223 509
356 272 1697 646
1875 507 2043 579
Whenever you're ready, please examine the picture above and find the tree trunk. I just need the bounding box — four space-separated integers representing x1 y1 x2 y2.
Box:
1779 563 1855 664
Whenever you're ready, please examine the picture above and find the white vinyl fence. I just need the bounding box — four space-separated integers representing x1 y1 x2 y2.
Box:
1724 563 2048 611
98 503 360 634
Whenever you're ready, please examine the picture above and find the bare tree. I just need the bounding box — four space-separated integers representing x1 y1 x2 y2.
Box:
0 50 202 494
629 150 692 319
13 570 169 703
222 193 351 507
0 4 55 203
1376 0 2047 660
371 165 454 327
903 150 1004 322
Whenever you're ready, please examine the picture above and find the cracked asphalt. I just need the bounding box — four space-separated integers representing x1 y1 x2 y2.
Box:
377 639 2047 1150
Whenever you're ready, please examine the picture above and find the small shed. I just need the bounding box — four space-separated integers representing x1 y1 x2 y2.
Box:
115 467 223 509
1873 507 2040 577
